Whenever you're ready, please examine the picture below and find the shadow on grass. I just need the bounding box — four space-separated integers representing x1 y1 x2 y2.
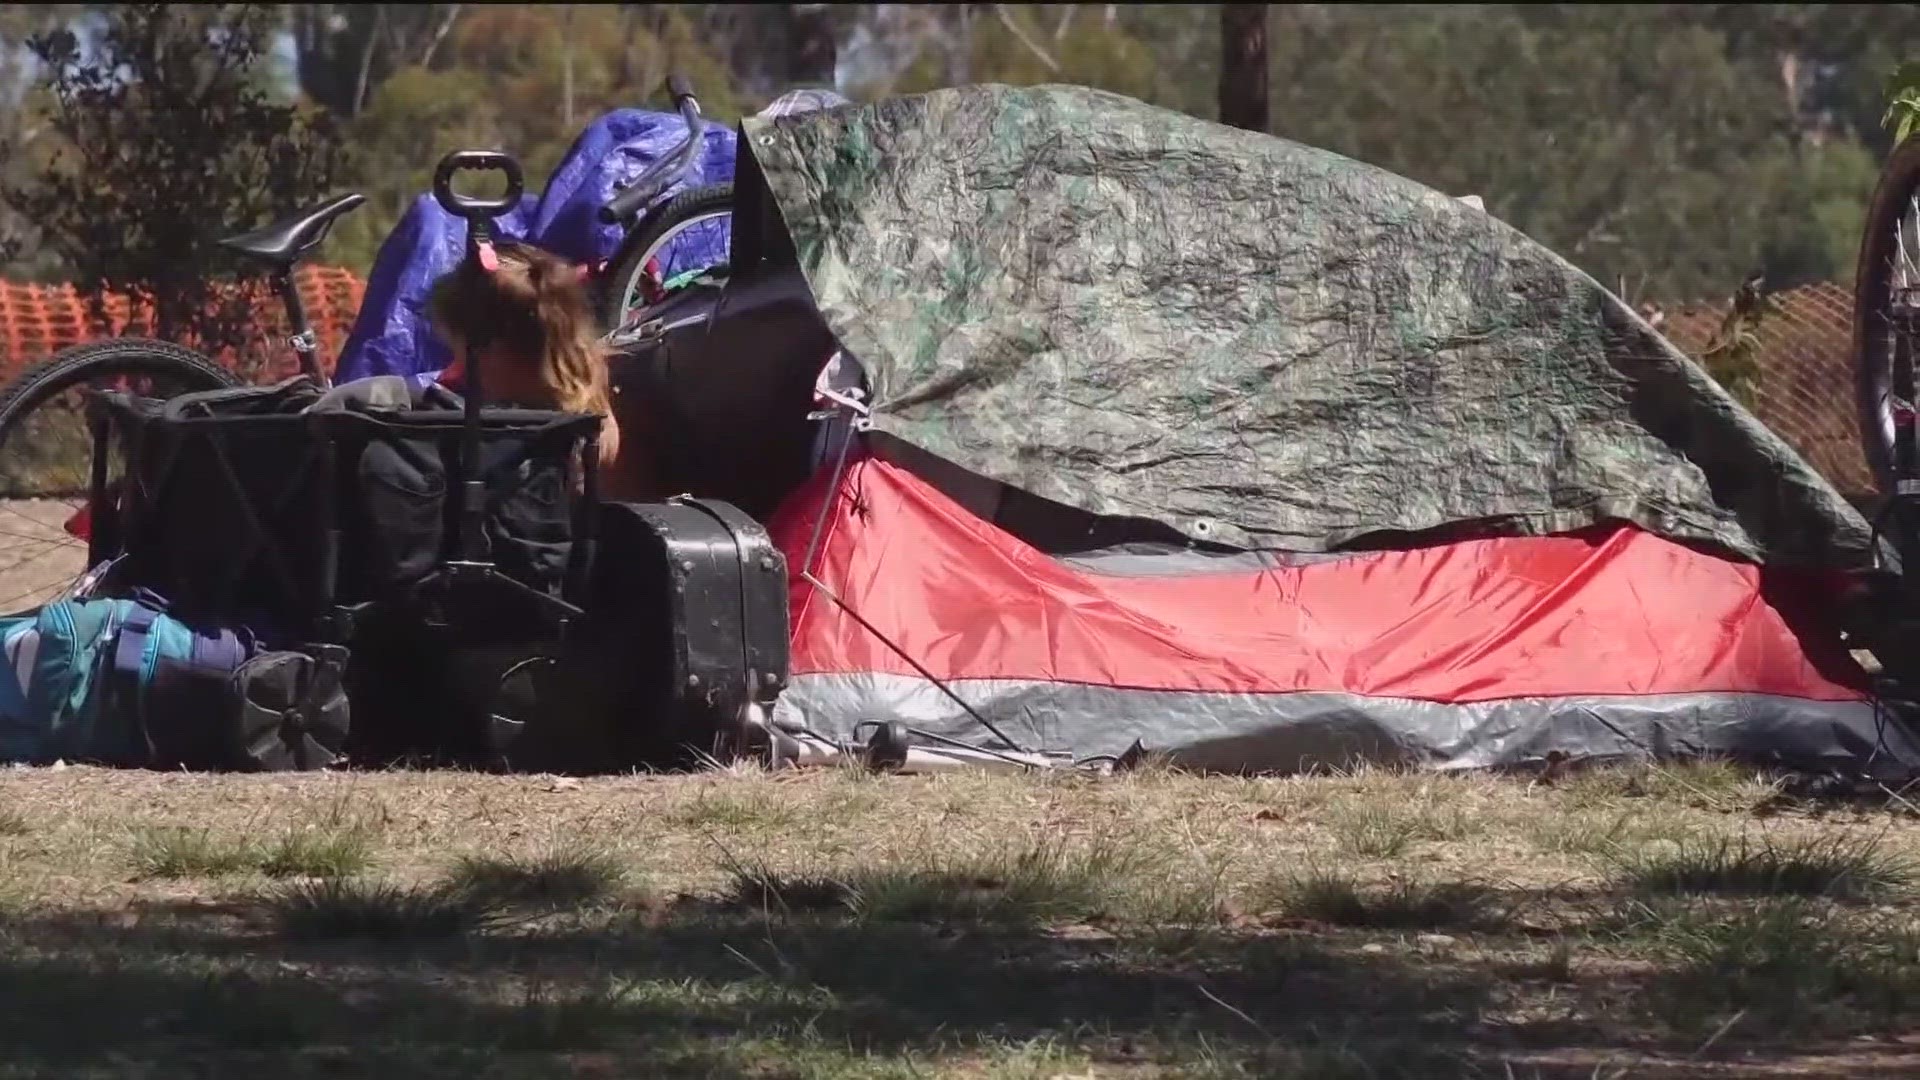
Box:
1 891 1918 1078
0 895 1507 1078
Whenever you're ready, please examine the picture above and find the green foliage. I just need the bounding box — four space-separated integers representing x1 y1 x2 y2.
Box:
258 823 377 879
1760 139 1877 287
1 4 344 354
1885 60 1920 147
313 4 744 273
0 4 1906 305
270 877 504 940
0 5 92 284
328 64 495 272
1632 899 1920 1034
129 826 258 879
445 845 629 906
1266 6 1845 300
1609 831 1913 901
880 4 1190 109
1700 280 1773 408
289 4 466 119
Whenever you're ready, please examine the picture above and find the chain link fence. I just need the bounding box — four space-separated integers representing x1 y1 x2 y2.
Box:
1655 281 1871 499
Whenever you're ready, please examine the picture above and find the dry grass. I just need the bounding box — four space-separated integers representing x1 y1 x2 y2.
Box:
258 824 377 879
1323 790 1483 857
1558 757 1784 814
1259 867 1503 929
446 844 629 906
721 836 1215 928
0 760 1918 1077
270 877 505 940
127 803 376 881
1523 808 1706 856
128 825 260 878
1609 831 1914 901
1615 897 1920 1036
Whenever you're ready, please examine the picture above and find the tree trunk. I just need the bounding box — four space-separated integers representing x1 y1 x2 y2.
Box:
351 4 385 118
1218 4 1268 133
786 3 836 89
560 4 576 128
946 4 974 87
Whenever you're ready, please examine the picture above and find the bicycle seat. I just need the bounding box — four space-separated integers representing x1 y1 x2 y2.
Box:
219 192 366 267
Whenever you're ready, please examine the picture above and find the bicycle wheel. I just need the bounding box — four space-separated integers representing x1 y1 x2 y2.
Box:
0 338 239 612
600 182 735 330
1855 137 1920 493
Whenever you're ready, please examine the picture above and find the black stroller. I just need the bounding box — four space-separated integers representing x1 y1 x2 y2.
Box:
78 149 790 774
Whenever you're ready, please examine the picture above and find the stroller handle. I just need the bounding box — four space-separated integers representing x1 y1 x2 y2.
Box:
433 150 525 221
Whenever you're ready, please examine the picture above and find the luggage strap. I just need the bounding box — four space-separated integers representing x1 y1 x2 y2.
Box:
108 591 257 691
109 602 159 686
109 597 255 758
107 601 159 762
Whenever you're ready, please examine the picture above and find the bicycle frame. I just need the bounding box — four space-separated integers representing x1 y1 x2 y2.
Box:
276 265 328 388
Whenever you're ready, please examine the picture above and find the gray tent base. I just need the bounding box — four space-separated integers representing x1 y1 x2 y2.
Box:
771 673 1920 779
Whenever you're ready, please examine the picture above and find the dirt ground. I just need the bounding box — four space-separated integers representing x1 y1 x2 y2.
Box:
2 759 1919 1078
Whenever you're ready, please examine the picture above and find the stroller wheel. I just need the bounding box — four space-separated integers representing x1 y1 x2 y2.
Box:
479 653 557 769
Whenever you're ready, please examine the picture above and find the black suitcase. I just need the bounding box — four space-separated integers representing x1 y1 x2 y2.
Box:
505 496 790 772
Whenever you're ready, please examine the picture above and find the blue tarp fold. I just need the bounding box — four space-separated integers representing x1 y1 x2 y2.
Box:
337 109 739 383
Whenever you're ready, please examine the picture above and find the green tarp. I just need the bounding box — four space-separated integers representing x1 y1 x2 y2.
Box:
739 83 1873 569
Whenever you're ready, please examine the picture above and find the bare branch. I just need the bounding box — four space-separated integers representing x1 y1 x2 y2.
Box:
419 4 462 68
949 4 974 85
351 4 384 117
995 4 1059 73
1053 5 1075 44
559 4 575 128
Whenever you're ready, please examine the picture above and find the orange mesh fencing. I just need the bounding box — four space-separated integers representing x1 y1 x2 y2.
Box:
1655 281 1871 497
0 267 1877 496
0 266 366 382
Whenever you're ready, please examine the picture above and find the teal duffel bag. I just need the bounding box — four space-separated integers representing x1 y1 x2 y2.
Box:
0 594 349 771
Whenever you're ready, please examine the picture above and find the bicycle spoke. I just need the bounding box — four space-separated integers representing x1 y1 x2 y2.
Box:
619 208 732 325
0 500 82 530
1893 205 1916 293
0 524 80 545
0 556 93 608
0 539 74 577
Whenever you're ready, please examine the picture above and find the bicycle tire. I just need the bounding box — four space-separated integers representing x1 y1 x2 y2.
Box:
0 338 239 611
599 182 735 330
1854 136 1920 492
0 338 240 444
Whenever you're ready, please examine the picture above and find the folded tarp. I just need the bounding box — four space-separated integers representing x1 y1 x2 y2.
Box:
737 83 1876 571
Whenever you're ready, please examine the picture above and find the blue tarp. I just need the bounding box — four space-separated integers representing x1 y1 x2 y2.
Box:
336 108 739 383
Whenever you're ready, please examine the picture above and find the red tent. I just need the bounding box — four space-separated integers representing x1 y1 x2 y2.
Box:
764 447 1905 773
